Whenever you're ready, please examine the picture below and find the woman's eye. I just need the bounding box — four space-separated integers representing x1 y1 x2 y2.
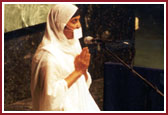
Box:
71 19 78 24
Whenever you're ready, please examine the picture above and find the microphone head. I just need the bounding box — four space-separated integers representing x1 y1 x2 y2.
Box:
84 36 94 45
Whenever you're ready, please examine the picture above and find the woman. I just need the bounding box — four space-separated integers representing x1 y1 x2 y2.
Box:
30 4 100 111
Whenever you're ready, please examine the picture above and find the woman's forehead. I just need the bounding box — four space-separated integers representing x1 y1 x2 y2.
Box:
71 15 80 20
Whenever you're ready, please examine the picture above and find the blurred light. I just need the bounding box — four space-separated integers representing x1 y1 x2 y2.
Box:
123 41 129 45
135 17 139 30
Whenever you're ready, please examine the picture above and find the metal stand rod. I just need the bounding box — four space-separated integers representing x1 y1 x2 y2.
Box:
104 47 164 97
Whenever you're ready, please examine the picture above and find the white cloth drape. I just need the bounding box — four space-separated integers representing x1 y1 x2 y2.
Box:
30 4 100 111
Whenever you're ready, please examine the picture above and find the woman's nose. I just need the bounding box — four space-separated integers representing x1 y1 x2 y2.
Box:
76 22 81 29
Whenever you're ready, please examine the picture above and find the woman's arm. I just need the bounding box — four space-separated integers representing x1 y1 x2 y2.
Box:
65 47 90 88
83 72 88 81
65 70 83 88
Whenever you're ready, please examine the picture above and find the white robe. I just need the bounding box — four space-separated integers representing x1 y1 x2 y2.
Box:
30 4 100 111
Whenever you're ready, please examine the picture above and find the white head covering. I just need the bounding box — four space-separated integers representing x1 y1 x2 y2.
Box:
39 4 82 56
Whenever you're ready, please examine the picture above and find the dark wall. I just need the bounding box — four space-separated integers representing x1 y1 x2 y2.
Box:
4 27 44 105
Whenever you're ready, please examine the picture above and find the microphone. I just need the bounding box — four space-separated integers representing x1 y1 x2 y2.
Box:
84 36 113 45
84 36 130 45
84 36 131 51
84 36 101 45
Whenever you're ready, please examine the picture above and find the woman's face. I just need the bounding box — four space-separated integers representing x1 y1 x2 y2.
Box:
63 15 81 39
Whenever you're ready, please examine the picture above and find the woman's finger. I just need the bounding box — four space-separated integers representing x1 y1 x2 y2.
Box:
80 47 88 59
85 54 90 65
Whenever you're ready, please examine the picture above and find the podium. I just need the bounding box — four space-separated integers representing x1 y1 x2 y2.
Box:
103 62 164 111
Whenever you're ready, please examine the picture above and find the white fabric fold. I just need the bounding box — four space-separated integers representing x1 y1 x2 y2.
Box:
86 71 92 89
47 80 68 97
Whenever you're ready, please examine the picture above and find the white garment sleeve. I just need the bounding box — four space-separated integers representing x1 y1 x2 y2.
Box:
39 53 68 110
86 71 92 89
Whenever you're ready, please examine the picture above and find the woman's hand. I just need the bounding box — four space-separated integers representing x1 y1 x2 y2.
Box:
65 47 90 88
74 47 91 74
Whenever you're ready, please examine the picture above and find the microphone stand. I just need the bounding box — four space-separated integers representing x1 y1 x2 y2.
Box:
101 43 164 97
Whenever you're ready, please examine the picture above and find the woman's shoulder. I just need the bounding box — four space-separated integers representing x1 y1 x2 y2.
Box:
33 49 57 63
32 44 67 66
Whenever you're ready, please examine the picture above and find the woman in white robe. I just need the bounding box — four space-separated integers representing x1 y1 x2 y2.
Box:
30 4 100 111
